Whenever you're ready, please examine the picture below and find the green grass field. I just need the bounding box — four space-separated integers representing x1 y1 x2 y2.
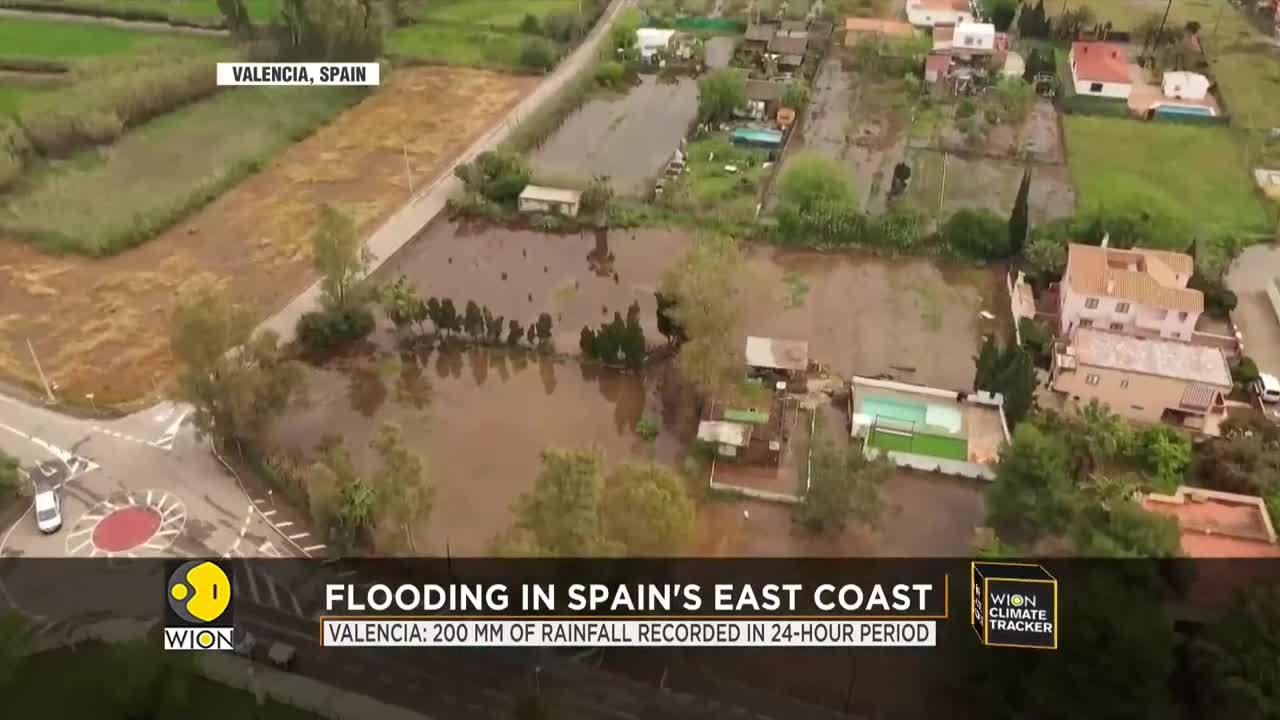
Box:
421 0 577 27
0 85 363 254
387 23 535 68
11 645 319 719
0 0 281 24
0 16 223 59
1063 115 1272 243
661 134 769 223
868 428 970 461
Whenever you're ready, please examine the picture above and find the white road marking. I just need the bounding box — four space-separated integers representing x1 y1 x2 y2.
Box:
303 544 325 552
275 521 293 528
266 577 280 608
69 539 92 554
291 593 303 616
287 533 308 540
261 509 276 517
65 526 93 539
244 564 261 603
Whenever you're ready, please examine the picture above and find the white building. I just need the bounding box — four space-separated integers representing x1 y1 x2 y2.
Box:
1058 242 1203 341
1162 71 1211 100
636 28 677 61
1069 41 1132 99
906 0 973 27
518 185 582 217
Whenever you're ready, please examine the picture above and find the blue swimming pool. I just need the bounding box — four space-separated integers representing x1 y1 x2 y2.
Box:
1154 104 1215 118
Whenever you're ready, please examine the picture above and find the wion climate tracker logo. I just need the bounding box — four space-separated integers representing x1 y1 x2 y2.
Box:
970 562 1057 650
163 559 235 651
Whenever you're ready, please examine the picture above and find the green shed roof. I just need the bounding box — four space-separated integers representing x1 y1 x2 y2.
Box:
724 408 769 424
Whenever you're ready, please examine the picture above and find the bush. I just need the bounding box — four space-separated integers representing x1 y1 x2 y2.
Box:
1019 317 1052 367
520 39 557 71
635 417 658 441
0 119 30 190
296 306 376 357
957 99 976 118
594 61 626 89
454 151 531 205
940 208 1011 259
520 14 541 34
543 11 587 42
1190 274 1239 317
1233 356 1260 387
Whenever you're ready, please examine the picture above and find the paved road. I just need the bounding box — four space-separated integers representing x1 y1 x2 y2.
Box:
258 0 636 342
0 393 314 560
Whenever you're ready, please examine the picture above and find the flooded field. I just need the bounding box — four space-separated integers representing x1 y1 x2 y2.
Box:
274 349 698 554
383 223 1002 391
531 76 698 197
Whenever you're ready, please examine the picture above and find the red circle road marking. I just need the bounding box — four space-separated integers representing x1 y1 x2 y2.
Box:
92 507 162 552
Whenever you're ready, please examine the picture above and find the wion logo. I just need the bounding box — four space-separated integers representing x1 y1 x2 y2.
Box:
163 559 235 651
971 561 1057 650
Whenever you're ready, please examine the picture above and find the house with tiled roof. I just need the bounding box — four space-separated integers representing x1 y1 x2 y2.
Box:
905 0 973 27
1058 242 1203 341
1068 41 1132 99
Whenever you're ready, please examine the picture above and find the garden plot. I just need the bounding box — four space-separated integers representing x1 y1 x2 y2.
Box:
531 76 700 197
889 149 1076 228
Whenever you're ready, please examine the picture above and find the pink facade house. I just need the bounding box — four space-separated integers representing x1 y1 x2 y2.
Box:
1058 241 1203 342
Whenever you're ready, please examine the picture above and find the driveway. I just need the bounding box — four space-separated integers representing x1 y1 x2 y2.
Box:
1227 244 1280 376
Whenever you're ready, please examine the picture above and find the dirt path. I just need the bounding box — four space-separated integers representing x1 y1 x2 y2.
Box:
0 7 227 36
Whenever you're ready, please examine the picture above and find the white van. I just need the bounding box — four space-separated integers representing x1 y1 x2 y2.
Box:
1253 373 1280 404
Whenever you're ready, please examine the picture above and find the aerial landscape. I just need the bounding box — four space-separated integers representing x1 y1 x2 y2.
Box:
1 0 1280 717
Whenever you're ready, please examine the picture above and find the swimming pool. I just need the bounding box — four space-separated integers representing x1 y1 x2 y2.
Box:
859 395 964 435
860 396 928 427
1154 104 1215 118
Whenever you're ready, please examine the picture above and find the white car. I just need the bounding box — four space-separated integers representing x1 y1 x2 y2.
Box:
33 488 62 534
1254 373 1280 404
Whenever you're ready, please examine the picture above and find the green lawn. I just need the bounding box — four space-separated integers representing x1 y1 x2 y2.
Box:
660 133 769 223
0 85 364 254
1063 115 1272 243
868 428 969 461
422 0 578 27
0 0 281 24
387 23 538 68
0 17 223 59
10 645 319 719
0 84 53 116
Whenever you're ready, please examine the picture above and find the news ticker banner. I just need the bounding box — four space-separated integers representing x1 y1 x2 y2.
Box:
216 63 380 86
3 558 1274 652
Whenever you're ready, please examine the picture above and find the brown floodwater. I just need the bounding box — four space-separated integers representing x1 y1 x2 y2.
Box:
275 349 699 554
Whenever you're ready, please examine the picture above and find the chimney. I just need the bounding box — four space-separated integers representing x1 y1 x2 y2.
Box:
1100 232 1110 248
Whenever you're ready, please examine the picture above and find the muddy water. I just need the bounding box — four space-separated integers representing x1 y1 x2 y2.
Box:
531 75 699 197
376 220 693 355
274 349 698 554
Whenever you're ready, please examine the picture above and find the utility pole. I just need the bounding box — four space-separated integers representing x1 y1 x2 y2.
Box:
403 145 414 195
1150 0 1175 63
26 338 55 403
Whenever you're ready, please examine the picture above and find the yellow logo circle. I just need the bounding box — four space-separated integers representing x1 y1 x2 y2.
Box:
1011 594 1025 607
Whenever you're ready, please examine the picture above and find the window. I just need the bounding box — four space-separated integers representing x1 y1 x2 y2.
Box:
964 36 975 46
1086 374 1101 385
1131 405 1144 411
1178 311 1188 321
1110 323 1124 331
1116 302 1130 313
1120 379 1129 389
1079 318 1093 328
1090 82 1104 93
1085 298 1099 309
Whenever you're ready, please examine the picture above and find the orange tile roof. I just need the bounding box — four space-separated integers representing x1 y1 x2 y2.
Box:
915 0 970 10
1143 487 1280 558
1065 243 1203 313
844 18 916 38
1071 41 1131 84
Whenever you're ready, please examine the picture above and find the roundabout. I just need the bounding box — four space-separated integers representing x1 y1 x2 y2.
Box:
64 490 187 557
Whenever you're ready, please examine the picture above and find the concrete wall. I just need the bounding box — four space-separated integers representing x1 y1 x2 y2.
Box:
906 7 972 27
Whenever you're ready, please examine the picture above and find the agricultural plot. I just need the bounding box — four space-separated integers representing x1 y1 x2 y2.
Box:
0 0 281 25
1063 115 1272 244
658 133 771 223
0 67 535 404
388 0 581 68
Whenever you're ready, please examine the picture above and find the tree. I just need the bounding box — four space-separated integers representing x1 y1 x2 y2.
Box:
307 439 375 548
654 292 686 345
579 326 598 357
620 301 646 369
507 319 525 345
941 208 1012 259
0 451 17 499
312 204 370 310
520 13 541 34
697 68 746 124
216 0 254 38
520 38 557 71
526 323 537 345
660 235 744 396
171 287 304 455
484 308 505 343
1193 585 1280 719
369 422 433 552
781 82 810 110
1134 426 1190 493
992 346 1036 426
0 611 33 691
798 442 891 534
986 422 1078 543
379 275 424 334
454 151 531 205
272 0 383 61
777 152 857 218
996 77 1034 123
580 175 613 217
1024 232 1068 279
296 304 375 356
985 0 1017 31
495 450 612 556
108 634 196 718
438 298 460 337
601 463 694 555
464 300 485 340
535 312 553 346
973 333 1002 392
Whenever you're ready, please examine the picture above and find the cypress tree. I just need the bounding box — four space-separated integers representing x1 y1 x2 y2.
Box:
1009 167 1031 254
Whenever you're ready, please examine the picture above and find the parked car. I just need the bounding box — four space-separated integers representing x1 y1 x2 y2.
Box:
33 487 62 534
267 642 296 671
1254 373 1280 404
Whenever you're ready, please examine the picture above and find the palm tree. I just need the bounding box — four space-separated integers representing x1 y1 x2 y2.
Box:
0 611 35 689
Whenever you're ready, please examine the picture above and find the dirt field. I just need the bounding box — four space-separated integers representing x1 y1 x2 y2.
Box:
893 149 1076 229
0 67 535 405
531 76 699 196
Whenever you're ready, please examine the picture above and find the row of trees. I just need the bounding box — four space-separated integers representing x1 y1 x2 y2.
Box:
579 301 647 369
379 275 555 350
218 0 385 61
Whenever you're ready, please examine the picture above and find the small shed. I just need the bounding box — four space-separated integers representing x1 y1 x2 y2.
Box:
745 79 787 119
1162 71 1211 101
636 28 677 61
743 22 777 50
518 185 582 217
697 420 753 457
767 35 808 56
745 336 809 377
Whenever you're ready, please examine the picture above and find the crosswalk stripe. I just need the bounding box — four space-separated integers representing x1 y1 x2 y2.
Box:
287 533 308 540
303 544 325 552
275 521 293 528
